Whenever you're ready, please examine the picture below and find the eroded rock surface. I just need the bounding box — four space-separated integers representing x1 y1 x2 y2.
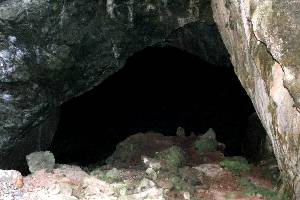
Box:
211 0 300 197
0 0 229 169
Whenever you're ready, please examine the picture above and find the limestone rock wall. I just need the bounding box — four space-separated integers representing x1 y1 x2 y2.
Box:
212 0 300 197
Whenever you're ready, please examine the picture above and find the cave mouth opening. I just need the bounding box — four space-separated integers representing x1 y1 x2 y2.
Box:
49 46 256 167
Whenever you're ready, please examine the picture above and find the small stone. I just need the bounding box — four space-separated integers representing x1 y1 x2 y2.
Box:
136 178 155 193
26 151 55 173
146 167 158 180
183 191 191 200
142 156 161 171
194 164 224 178
256 193 263 198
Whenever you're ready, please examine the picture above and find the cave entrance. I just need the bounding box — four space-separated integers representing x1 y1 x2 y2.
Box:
50 46 256 166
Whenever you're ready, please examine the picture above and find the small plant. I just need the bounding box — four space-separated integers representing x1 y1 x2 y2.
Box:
156 146 185 168
170 175 186 190
219 157 251 174
194 138 218 153
240 177 289 200
169 174 195 193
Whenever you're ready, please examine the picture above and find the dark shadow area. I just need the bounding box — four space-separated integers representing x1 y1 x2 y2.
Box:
50 46 255 166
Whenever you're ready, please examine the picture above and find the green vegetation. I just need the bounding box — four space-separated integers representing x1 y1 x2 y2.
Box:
170 175 189 191
194 138 218 153
219 157 251 174
260 159 281 184
156 146 185 168
240 177 289 200
169 172 196 194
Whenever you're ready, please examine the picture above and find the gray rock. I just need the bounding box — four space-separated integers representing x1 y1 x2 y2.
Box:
26 151 55 173
193 164 224 178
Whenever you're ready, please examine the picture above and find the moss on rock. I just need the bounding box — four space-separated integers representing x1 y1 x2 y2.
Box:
155 146 185 168
240 177 289 200
194 138 218 153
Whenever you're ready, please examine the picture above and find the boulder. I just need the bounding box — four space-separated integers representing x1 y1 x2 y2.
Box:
26 151 55 173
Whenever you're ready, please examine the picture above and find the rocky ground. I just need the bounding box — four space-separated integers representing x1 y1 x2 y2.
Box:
0 129 288 200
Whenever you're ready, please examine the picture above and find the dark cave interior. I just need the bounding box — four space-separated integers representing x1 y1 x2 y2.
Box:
50 46 255 166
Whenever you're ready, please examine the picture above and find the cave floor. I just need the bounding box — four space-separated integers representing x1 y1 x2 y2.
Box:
1 132 279 200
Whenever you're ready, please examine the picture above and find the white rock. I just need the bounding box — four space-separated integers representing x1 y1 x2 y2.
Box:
193 164 224 178
183 191 191 200
142 156 161 170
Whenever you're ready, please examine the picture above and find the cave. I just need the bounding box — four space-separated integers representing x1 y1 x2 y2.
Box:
1 0 299 197
50 46 256 166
